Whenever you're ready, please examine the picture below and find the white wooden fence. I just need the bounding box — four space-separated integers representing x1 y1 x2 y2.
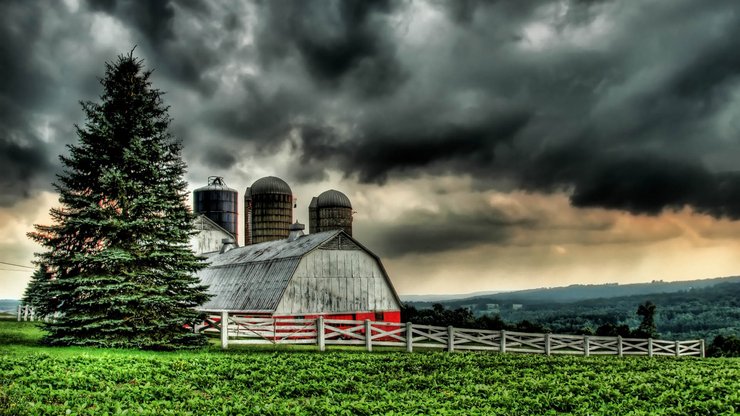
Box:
16 304 36 322
196 311 705 358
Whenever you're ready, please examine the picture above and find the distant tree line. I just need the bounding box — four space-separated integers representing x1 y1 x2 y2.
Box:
401 301 659 339
407 282 740 344
401 303 548 333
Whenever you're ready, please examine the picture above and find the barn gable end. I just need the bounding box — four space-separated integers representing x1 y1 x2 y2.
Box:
274 247 400 315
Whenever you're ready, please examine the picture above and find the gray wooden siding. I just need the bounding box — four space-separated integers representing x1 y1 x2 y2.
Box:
190 216 234 256
274 249 401 315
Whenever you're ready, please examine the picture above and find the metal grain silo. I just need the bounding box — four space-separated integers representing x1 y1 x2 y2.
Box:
245 176 294 245
193 176 238 241
308 189 353 236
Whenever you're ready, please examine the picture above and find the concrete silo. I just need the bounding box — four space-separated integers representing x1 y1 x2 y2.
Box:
245 176 294 245
193 176 238 241
308 189 353 236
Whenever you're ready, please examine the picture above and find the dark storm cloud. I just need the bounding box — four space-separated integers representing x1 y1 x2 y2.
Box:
358 205 529 258
255 0 406 96
0 138 52 207
87 0 176 42
0 2 66 205
206 79 306 147
86 0 238 93
296 109 531 184
441 0 541 25
261 0 740 219
0 0 236 207
522 144 740 218
3 0 740 225
200 147 238 170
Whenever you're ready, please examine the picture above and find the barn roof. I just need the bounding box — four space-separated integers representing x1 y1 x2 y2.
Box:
206 230 338 267
198 231 338 312
197 230 402 313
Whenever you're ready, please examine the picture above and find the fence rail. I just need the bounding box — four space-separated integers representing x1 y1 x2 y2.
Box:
197 311 705 358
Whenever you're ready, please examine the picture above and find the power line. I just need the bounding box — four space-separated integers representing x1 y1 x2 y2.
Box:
0 261 34 270
0 268 32 272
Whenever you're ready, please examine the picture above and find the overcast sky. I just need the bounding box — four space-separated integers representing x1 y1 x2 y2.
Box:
2 0 740 299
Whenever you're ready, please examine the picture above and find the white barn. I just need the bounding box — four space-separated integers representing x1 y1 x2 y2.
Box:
196 227 402 322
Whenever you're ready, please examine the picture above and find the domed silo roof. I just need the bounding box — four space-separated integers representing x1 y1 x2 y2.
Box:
317 189 352 208
250 176 292 195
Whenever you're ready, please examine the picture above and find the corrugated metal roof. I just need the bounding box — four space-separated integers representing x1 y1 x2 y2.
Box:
205 230 340 266
198 259 300 311
197 230 341 311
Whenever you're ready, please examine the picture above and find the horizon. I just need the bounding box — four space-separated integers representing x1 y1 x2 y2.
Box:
3 1 740 299
3 274 738 302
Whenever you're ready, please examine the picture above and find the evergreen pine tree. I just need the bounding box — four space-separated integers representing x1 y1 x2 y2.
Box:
28 51 210 349
21 265 53 318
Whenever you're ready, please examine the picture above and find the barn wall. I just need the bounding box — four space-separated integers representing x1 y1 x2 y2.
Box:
274 249 400 315
190 218 233 256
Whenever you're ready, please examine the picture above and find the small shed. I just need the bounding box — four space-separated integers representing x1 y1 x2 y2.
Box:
197 228 402 322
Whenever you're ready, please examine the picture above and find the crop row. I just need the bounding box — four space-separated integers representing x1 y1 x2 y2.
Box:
1 349 738 415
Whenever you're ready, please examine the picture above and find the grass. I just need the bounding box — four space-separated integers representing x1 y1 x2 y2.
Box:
1 319 738 415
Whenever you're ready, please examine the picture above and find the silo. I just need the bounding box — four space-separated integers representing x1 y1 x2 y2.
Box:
309 189 353 236
245 176 294 245
193 176 238 241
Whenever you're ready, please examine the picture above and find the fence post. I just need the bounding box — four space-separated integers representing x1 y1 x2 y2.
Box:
317 316 325 352
544 333 551 356
29 307 35 322
220 311 229 350
447 326 455 352
617 336 623 357
500 330 506 353
365 319 372 352
648 338 653 358
674 340 680 357
700 339 705 358
23 305 29 321
584 335 590 357
406 322 413 353
17 304 21 321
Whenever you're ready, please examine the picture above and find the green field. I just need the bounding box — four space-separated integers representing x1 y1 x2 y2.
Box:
1 320 738 415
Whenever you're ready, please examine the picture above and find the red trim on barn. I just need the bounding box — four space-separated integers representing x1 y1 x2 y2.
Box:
271 311 401 323
199 310 401 342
